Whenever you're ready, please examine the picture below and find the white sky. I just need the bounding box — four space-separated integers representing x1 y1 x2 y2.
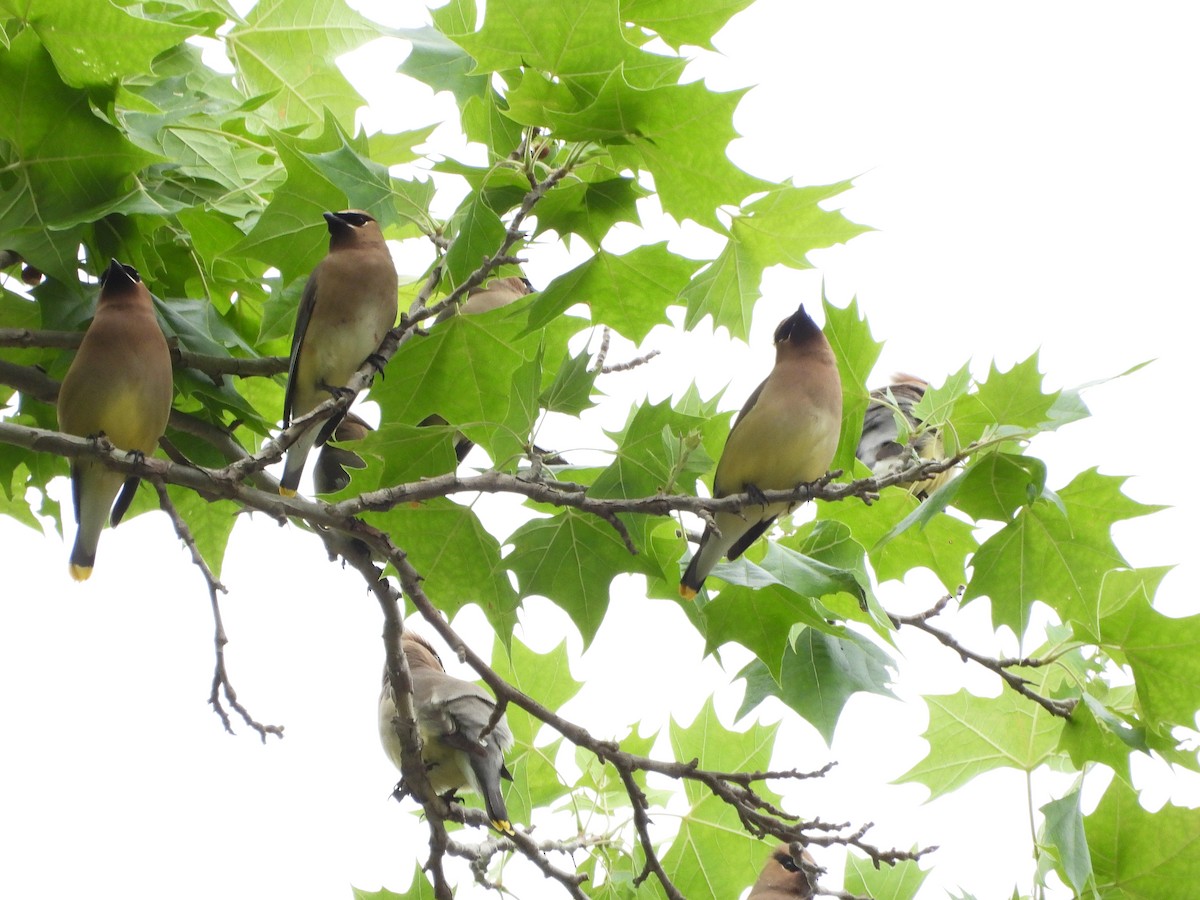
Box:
3 2 1199 898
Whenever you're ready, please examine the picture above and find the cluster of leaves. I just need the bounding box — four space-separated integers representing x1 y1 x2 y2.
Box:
1 0 1197 897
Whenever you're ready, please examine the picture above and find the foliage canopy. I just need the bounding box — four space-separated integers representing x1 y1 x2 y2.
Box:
0 1 1196 898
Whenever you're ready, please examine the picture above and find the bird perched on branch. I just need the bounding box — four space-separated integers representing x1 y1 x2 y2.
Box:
57 259 173 581
856 374 951 498
680 303 842 599
748 845 817 899
379 631 515 834
279 209 397 496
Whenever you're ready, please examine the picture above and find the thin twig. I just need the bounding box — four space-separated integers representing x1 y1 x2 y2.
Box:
893 594 1077 719
150 481 283 741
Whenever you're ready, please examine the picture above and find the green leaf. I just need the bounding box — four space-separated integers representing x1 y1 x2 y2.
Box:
661 699 780 897
488 635 581 820
353 424 460 489
844 849 929 900
622 0 755 51
733 181 870 269
737 628 895 743
965 469 1160 635
1040 788 1093 896
704 581 839 679
353 867 435 899
444 193 508 290
592 398 722 559
679 239 760 339
1087 778 1200 895
539 349 597 415
491 635 582 744
1095 577 1200 733
822 294 883 475
898 684 1063 799
4 0 203 88
952 452 1047 521
396 23 488 106
522 242 694 342
225 0 378 131
946 352 1057 452
530 173 645 250
0 31 159 276
374 311 531 455
820 490 977 594
507 510 636 648
369 500 519 636
452 0 677 93
461 90 526 159
546 69 767 228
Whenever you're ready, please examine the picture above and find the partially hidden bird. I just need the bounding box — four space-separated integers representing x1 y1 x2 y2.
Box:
747 845 817 899
311 412 372 495
57 259 173 581
680 303 842 600
279 210 398 496
434 274 532 323
856 374 951 499
379 631 515 834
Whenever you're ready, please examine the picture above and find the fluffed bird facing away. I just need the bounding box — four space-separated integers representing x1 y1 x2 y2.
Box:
57 259 173 581
680 303 842 600
747 845 817 899
279 210 398 496
312 412 371 494
856 374 952 499
379 631 515 834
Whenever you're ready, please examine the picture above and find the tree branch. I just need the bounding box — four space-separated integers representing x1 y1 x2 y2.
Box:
150 481 283 741
893 593 1078 719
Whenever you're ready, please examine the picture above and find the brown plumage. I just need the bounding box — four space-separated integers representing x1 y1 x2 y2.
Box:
280 210 397 496
311 412 372 495
856 374 952 498
680 303 842 599
434 275 532 323
379 631 515 834
747 845 817 899
57 259 173 581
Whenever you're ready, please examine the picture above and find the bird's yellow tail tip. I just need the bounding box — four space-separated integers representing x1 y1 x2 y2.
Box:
492 819 514 835
279 486 297 497
69 563 93 582
679 584 698 601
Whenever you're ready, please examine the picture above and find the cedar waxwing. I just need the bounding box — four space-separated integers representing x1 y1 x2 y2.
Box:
56 259 173 581
279 210 398 496
680 303 842 599
856 374 951 499
425 275 534 461
379 631 515 834
434 274 532 323
312 412 371 494
747 845 817 899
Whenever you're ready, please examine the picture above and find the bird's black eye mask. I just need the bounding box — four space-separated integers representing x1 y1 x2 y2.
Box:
337 212 374 227
774 849 802 872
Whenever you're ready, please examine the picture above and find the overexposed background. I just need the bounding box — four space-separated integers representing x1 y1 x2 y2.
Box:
3 2 1198 898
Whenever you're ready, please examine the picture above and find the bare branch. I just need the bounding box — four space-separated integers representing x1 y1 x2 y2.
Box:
150 481 283 741
893 593 1078 719
600 348 661 374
